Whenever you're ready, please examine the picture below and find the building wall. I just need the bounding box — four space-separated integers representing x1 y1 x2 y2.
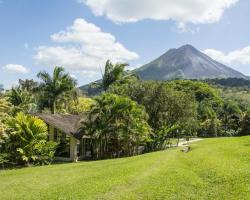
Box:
48 125 54 141
47 124 78 162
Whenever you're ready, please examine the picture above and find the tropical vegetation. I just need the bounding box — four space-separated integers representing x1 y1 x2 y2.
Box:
37 66 77 114
0 60 250 168
81 93 151 159
1 112 57 167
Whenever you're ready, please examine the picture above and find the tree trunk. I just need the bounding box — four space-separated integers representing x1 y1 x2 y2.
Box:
51 100 56 114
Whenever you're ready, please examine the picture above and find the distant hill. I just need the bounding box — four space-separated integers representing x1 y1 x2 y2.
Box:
135 44 248 80
204 78 250 87
79 80 103 96
79 44 249 95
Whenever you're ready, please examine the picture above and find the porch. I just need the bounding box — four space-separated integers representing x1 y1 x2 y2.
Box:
36 114 91 162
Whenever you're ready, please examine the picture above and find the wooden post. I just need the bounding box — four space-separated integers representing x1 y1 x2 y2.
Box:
83 138 86 159
70 137 78 162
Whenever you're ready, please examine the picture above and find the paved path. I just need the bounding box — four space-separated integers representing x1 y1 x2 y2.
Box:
177 138 203 147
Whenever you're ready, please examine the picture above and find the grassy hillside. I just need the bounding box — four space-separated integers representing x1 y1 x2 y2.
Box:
0 137 249 200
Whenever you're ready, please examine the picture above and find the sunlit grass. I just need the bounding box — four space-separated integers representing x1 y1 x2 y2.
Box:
0 136 249 200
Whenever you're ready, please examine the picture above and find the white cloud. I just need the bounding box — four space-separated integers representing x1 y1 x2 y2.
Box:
2 64 30 74
80 0 238 24
203 46 250 65
34 18 138 76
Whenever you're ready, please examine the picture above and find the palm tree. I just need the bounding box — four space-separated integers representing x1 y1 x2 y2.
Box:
102 60 129 91
82 93 151 158
37 67 77 114
92 60 138 92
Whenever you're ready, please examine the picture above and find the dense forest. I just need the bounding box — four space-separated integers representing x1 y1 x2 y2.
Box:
0 61 250 167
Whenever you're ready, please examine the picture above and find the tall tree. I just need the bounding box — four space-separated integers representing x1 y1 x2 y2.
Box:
221 100 242 134
37 67 77 114
110 81 198 150
102 60 128 91
91 60 138 92
18 79 38 92
110 81 198 132
82 93 151 158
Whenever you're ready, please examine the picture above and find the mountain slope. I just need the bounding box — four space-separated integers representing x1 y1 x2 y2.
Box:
135 44 247 80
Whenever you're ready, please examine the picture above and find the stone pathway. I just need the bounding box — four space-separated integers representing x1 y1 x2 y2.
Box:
177 138 203 146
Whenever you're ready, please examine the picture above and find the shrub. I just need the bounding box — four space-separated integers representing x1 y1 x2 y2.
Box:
3 112 57 166
241 110 250 135
0 153 9 169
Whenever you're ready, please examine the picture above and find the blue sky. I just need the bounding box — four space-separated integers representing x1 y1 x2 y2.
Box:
0 0 250 88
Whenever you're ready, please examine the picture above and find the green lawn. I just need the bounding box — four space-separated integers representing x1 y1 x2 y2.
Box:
0 137 249 200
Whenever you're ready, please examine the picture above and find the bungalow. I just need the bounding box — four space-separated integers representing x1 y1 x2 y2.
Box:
36 114 91 162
